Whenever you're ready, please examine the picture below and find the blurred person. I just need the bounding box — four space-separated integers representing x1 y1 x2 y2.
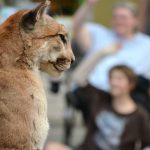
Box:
73 0 150 91
77 65 150 150
65 44 120 145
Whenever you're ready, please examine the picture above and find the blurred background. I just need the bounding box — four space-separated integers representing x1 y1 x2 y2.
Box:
1 0 150 150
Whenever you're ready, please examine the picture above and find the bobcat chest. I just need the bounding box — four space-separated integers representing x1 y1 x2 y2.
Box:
27 80 49 149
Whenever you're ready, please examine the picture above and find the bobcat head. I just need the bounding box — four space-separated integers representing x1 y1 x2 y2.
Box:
21 0 75 76
0 0 75 77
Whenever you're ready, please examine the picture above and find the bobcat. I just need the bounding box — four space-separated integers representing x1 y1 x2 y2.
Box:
0 1 75 150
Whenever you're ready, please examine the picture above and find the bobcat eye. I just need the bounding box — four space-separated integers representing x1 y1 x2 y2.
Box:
59 34 67 44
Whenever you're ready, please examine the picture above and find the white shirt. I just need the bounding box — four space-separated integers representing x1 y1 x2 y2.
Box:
85 23 150 91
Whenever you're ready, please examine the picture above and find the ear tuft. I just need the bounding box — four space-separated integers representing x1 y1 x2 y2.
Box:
21 0 51 31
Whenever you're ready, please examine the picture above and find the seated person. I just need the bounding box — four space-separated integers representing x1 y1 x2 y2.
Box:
78 65 150 150
73 0 150 92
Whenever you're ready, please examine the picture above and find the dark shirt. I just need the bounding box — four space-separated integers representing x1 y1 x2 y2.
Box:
78 84 150 150
94 105 150 150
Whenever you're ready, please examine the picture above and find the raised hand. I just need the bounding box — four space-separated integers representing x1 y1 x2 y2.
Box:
104 43 122 55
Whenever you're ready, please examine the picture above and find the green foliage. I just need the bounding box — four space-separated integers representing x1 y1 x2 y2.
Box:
77 0 85 5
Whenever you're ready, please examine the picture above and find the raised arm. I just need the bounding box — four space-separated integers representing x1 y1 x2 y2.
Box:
73 0 98 34
73 0 99 51
72 43 121 86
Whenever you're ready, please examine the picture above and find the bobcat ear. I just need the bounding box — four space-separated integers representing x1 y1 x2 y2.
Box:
21 0 50 31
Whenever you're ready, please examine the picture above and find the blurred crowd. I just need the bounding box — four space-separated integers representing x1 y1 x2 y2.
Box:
63 0 150 150
1 0 150 150
50 0 150 150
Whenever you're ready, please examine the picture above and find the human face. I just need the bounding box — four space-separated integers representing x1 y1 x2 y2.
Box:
109 70 133 97
112 7 138 37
